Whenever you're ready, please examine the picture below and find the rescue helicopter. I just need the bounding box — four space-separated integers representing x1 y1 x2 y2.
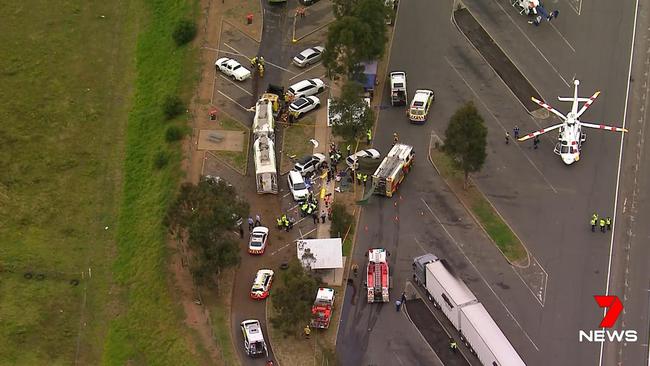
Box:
518 79 628 165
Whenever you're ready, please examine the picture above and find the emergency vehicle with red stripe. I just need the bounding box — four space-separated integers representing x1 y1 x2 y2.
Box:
518 79 627 165
371 143 414 197
250 269 274 300
366 248 390 303
310 288 335 328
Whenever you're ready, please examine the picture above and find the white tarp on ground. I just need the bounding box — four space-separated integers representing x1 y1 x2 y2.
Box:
296 238 343 270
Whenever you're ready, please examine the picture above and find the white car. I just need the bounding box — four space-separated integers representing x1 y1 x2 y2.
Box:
287 170 310 201
240 319 267 358
248 226 269 254
250 269 274 300
293 46 325 67
346 148 381 169
215 57 251 81
289 96 320 118
408 89 435 123
287 78 325 98
293 153 326 176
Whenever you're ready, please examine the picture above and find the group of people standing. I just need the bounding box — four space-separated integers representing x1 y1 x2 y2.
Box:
249 55 265 78
590 212 612 233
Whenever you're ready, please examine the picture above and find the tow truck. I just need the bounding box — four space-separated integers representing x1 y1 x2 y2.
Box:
390 71 407 106
371 143 415 197
366 248 390 303
310 288 335 329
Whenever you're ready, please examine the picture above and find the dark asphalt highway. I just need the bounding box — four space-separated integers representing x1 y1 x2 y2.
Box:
337 0 645 365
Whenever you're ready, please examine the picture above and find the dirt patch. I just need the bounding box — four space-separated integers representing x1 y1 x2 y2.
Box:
198 130 246 151
168 237 222 364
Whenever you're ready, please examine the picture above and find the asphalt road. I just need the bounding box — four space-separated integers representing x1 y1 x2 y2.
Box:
337 0 645 365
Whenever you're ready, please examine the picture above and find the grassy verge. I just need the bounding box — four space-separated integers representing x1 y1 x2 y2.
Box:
213 116 249 174
429 148 527 264
208 269 238 366
280 116 316 174
101 0 205 364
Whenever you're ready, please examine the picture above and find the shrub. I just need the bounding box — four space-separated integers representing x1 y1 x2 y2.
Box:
165 125 184 142
153 151 169 169
162 95 185 119
330 203 353 238
172 20 197 46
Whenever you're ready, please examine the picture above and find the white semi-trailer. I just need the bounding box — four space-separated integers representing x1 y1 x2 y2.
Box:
413 254 526 366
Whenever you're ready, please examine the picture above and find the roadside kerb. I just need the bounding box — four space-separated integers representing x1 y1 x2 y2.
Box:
451 3 547 118
426 134 531 268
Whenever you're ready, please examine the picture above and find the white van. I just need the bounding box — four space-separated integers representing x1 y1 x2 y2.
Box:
240 319 268 358
287 170 309 201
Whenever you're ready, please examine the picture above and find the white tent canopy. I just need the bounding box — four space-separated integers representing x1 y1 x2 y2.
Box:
296 238 343 270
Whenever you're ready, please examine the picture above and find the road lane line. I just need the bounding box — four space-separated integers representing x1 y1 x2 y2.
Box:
421 197 540 352
445 57 558 194
223 42 247 58
599 0 640 364
216 90 253 111
219 75 252 96
288 63 323 81
493 1 571 87
549 22 576 53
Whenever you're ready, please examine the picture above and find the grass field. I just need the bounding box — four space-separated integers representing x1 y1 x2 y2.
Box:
0 1 205 365
280 116 316 174
429 148 527 264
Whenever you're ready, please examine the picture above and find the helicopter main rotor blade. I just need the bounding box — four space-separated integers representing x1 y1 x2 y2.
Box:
517 123 565 142
531 97 567 120
580 122 628 133
576 91 601 118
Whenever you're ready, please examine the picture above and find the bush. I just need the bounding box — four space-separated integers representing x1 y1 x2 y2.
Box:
162 95 185 119
330 203 353 238
172 20 197 46
165 125 184 142
153 150 170 169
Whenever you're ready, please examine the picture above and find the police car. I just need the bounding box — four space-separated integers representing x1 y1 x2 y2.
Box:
248 226 269 254
240 319 268 358
250 269 274 300
408 89 435 123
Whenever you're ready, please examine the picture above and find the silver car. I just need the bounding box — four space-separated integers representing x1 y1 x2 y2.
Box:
292 46 325 68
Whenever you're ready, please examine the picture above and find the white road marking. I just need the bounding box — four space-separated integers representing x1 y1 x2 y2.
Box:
445 57 558 194
549 22 576 53
270 241 296 256
223 42 247 58
216 90 252 111
289 63 324 81
599 0 640 365
420 197 540 351
566 0 583 15
300 228 316 238
493 1 571 87
218 75 252 96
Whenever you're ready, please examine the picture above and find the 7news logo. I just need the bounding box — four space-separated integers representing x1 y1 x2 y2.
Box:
578 295 638 342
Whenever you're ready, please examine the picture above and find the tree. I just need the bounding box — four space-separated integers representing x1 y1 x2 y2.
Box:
172 20 197 46
443 102 487 188
162 95 185 119
166 178 249 285
270 258 321 336
329 81 375 142
323 0 388 78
